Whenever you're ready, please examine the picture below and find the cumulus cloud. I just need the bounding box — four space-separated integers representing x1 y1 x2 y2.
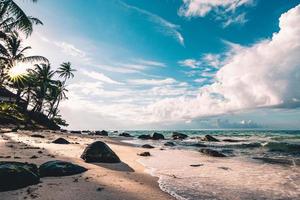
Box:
148 4 300 122
179 0 253 27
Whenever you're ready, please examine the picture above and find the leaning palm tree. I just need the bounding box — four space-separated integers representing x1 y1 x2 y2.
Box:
0 0 42 37
0 31 48 83
29 63 55 112
56 62 76 83
47 80 68 119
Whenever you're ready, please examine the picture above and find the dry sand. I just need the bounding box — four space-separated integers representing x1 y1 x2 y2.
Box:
0 130 174 200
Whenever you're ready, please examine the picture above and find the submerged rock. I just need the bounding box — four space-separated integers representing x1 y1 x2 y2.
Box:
172 132 188 140
95 130 108 136
152 132 165 140
70 130 81 134
142 144 155 149
199 149 226 157
138 152 151 157
164 141 176 146
252 157 300 166
190 143 207 147
39 160 87 177
138 134 152 140
0 162 39 191
31 134 45 138
52 138 70 144
81 141 121 163
119 132 133 137
223 139 243 142
202 135 220 142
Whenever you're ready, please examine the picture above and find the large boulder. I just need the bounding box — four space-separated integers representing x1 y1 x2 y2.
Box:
0 162 39 191
152 132 165 140
202 135 220 142
39 160 87 177
172 132 188 140
138 134 152 140
81 141 120 163
95 130 108 136
52 138 70 144
199 149 226 157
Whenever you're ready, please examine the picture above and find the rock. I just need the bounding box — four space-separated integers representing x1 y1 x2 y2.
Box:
190 164 203 167
119 132 133 137
202 135 220 142
190 143 207 147
11 127 18 132
199 149 226 157
138 152 151 157
95 130 108 136
39 160 87 177
164 142 176 146
138 134 152 140
70 130 81 134
223 139 242 142
31 134 45 138
172 132 188 140
252 157 300 166
52 138 70 144
152 132 165 140
81 141 120 163
0 162 39 191
142 144 155 149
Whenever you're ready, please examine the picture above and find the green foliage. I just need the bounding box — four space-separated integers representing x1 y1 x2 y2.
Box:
0 0 75 128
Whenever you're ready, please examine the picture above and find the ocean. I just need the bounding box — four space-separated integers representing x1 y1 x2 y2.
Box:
119 130 300 200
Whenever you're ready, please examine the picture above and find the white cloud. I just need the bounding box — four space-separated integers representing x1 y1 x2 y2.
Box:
54 42 86 58
147 4 300 122
178 59 200 69
134 59 166 67
82 70 123 84
128 78 177 86
179 0 253 27
120 1 184 45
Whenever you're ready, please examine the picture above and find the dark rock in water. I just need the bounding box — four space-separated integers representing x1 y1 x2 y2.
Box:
138 134 152 140
142 144 155 149
60 129 68 133
223 139 241 142
252 157 300 166
199 149 226 157
70 130 81 134
52 138 70 144
31 134 45 138
172 132 188 140
39 160 87 177
190 143 207 147
119 132 133 137
164 142 176 147
138 152 151 157
265 142 300 153
202 135 220 142
95 130 108 136
11 127 18 132
0 162 39 191
81 141 120 163
152 132 165 140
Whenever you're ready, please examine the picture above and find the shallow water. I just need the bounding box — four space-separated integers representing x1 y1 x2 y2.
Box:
121 130 300 200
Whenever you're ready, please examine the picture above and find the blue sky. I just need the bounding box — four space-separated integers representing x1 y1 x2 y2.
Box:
18 0 300 130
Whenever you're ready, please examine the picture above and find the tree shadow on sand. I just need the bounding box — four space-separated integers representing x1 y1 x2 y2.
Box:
93 162 135 172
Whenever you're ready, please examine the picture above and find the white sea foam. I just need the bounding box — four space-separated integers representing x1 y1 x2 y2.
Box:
137 148 300 200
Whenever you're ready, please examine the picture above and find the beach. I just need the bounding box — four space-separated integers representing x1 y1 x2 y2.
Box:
1 129 300 200
0 129 173 200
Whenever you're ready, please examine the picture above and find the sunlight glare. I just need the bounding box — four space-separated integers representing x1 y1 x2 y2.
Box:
8 63 28 78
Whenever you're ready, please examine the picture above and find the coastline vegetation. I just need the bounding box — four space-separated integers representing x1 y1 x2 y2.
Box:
0 0 75 129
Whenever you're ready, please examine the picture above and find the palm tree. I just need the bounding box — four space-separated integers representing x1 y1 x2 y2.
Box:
0 31 48 85
0 0 42 37
29 63 55 112
47 81 68 119
56 62 76 83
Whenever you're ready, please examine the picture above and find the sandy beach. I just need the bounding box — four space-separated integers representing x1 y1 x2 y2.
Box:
0 130 173 200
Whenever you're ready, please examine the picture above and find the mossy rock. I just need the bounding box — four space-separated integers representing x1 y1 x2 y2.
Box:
39 160 87 177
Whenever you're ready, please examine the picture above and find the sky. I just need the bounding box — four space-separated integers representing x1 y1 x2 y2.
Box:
17 0 300 130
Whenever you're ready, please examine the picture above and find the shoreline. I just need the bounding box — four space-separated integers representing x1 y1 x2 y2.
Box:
0 130 174 200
